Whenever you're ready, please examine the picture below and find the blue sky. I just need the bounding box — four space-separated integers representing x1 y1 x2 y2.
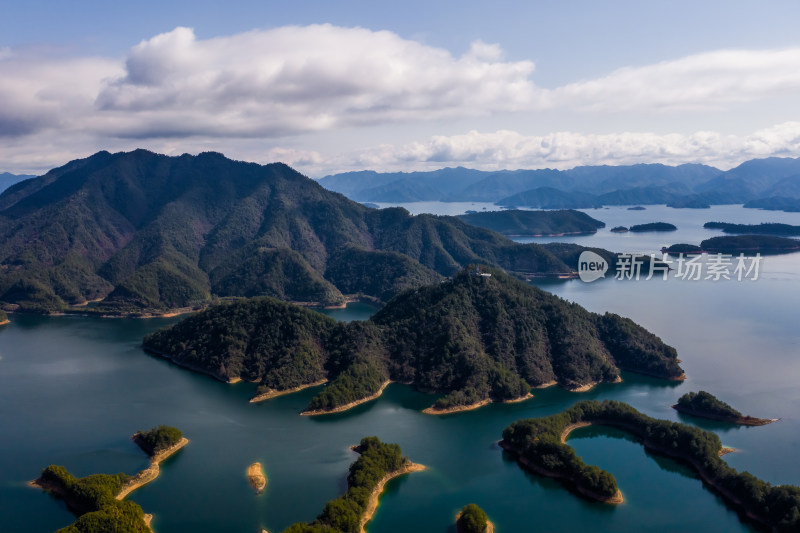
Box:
3 0 800 175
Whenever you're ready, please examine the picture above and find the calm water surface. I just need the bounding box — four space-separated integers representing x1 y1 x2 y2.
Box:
2 205 799 532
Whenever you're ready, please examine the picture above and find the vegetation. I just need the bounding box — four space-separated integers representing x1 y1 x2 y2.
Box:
628 222 677 232
744 196 800 213
701 235 800 254
502 400 800 530
281 437 414 533
36 466 148 533
704 222 800 236
674 391 774 425
662 244 702 254
134 425 183 455
0 150 612 314
457 504 489 533
144 267 683 413
610 226 628 233
457 209 605 236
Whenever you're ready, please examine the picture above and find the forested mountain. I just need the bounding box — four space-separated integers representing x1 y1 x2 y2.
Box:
144 267 684 412
0 150 603 314
320 158 800 211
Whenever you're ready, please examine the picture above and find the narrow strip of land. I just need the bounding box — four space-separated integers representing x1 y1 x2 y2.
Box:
359 460 426 533
116 437 189 500
300 380 391 416
249 379 328 403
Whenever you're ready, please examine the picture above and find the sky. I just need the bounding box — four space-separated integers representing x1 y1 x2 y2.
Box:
4 0 800 176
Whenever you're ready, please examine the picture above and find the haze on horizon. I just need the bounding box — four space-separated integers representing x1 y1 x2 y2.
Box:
3 0 800 177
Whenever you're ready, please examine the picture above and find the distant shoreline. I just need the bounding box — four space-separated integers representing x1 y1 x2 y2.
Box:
301 380 391 416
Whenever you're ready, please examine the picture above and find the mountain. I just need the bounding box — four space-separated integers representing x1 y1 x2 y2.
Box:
457 210 605 236
320 163 723 204
0 172 35 193
143 267 684 412
498 187 603 208
0 150 601 314
696 157 800 201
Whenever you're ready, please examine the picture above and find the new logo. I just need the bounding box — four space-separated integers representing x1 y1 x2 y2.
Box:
578 251 608 282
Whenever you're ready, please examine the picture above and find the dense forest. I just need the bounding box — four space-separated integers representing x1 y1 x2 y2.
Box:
0 150 612 314
134 425 184 455
456 504 490 533
144 267 683 413
502 400 800 530
628 222 677 232
35 466 147 533
674 391 774 425
457 209 605 236
704 222 800 236
281 437 417 533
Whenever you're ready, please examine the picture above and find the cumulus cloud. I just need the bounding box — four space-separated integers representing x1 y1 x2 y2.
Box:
291 122 800 175
4 25 800 172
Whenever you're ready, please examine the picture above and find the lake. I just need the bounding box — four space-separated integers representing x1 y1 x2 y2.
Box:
2 204 799 532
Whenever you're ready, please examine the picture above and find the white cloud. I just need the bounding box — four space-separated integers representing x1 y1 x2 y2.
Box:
290 122 800 176
554 48 800 111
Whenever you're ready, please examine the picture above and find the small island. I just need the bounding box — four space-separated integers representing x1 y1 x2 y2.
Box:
704 221 800 236
456 504 495 533
501 400 800 530
629 222 677 232
281 437 425 533
609 226 629 233
627 206 646 211
673 391 777 426
31 425 186 533
663 235 800 255
248 462 267 494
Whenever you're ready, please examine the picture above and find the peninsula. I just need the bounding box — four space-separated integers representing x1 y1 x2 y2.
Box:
31 425 186 533
501 401 800 530
673 391 777 426
281 437 425 533
144 267 684 415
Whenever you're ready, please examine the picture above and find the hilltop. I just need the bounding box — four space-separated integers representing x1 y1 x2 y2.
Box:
0 150 603 314
144 267 684 413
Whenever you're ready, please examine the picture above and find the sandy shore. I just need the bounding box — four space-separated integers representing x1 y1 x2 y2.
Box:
423 392 535 415
567 376 623 393
116 437 189 500
0 319 8 326
249 379 328 403
359 460 427 533
248 462 267 494
300 380 391 416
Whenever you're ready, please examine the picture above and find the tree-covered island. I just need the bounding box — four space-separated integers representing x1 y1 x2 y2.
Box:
144 267 684 415
281 437 424 533
456 504 494 533
674 391 777 425
501 400 800 530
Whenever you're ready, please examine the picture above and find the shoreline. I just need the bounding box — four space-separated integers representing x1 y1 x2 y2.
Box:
0 319 8 326
566 376 623 393
499 440 624 504
672 405 778 426
423 392 535 415
249 379 328 403
301 380 391 416
359 459 427 533
116 437 189 500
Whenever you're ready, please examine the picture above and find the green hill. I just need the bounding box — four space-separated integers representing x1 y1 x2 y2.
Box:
457 209 605 236
144 267 684 412
0 150 607 314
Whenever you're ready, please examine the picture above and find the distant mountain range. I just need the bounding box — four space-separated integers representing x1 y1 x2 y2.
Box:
318 158 800 211
0 150 610 314
0 172 35 193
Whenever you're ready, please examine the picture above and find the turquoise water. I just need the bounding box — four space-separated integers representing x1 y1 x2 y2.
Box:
2 205 799 532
